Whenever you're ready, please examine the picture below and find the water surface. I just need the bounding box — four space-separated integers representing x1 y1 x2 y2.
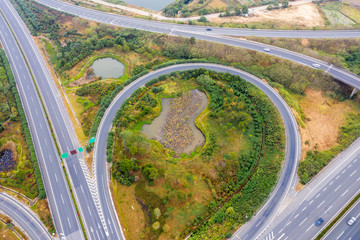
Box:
123 0 175 11
91 58 124 79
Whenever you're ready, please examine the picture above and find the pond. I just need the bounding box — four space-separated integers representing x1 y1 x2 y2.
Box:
142 89 208 155
0 150 15 172
123 0 176 11
91 57 124 79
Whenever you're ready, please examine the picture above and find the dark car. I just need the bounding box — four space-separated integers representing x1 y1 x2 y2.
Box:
315 218 324 226
206 28 212 31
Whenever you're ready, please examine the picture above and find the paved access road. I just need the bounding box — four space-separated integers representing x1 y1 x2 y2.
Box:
252 138 360 240
322 198 360 240
0 193 52 240
0 8 83 240
93 63 301 240
1 1 109 239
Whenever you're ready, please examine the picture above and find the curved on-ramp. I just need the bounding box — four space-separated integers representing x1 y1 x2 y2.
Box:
93 63 301 240
0 193 52 240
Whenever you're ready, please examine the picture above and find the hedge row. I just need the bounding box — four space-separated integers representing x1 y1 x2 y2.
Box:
0 49 46 199
106 131 115 162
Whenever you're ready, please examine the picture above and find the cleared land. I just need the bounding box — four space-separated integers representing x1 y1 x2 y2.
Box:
213 3 325 28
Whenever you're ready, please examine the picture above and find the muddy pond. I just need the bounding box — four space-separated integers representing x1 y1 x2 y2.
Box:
123 0 176 11
91 58 124 79
142 89 208 155
0 150 15 172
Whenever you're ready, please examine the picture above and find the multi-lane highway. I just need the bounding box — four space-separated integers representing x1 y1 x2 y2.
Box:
254 138 360 240
35 0 360 38
0 8 83 240
35 0 360 91
93 63 301 240
0 1 110 239
0 193 52 240
32 0 360 240
1 0 359 239
323 198 360 240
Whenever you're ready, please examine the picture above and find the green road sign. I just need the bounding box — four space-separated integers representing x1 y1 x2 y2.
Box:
89 137 95 144
61 153 69 159
78 147 84 153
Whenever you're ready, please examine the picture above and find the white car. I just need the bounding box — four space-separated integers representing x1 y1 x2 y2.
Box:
347 217 356 226
264 48 271 52
312 63 321 68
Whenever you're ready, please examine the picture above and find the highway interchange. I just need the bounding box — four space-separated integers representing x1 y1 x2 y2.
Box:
0 0 359 239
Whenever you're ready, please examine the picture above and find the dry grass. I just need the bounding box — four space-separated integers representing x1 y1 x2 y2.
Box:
299 89 357 160
112 180 147 240
0 221 18 240
208 0 226 9
212 4 325 28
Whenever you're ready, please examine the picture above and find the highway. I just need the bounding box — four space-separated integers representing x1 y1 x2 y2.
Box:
32 1 360 240
0 1 109 239
251 138 360 240
93 63 301 240
0 193 52 240
35 0 360 90
35 0 360 39
323 198 360 240
0 9 83 240
2 0 359 239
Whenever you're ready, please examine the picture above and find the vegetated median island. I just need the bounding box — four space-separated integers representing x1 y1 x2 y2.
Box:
0 49 55 233
109 69 285 239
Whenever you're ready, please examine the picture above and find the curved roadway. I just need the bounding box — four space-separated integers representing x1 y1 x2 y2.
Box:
32 1 360 239
93 63 301 240
0 193 52 240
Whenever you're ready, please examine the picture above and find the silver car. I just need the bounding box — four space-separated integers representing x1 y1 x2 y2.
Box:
347 217 356 226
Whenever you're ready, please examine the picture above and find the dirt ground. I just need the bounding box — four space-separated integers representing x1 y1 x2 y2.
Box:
346 0 360 8
212 3 325 28
0 221 18 240
299 89 356 160
208 0 226 9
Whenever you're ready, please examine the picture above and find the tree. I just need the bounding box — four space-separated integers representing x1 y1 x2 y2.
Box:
242 6 249 14
282 1 289 8
190 37 196 44
235 8 241 16
162 224 170 233
152 221 160 230
119 158 134 173
153 208 161 219
198 16 207 22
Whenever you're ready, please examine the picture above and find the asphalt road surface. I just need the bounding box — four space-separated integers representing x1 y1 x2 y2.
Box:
0 193 52 240
35 0 360 38
33 1 360 240
0 9 83 240
322 198 360 240
1 1 108 239
253 138 360 240
93 63 301 240
35 0 360 90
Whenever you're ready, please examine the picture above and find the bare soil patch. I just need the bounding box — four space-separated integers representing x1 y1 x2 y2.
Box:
212 4 325 28
299 89 356 160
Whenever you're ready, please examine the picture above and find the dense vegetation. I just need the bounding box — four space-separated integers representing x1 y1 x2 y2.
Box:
246 37 360 76
0 50 45 199
110 69 284 239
